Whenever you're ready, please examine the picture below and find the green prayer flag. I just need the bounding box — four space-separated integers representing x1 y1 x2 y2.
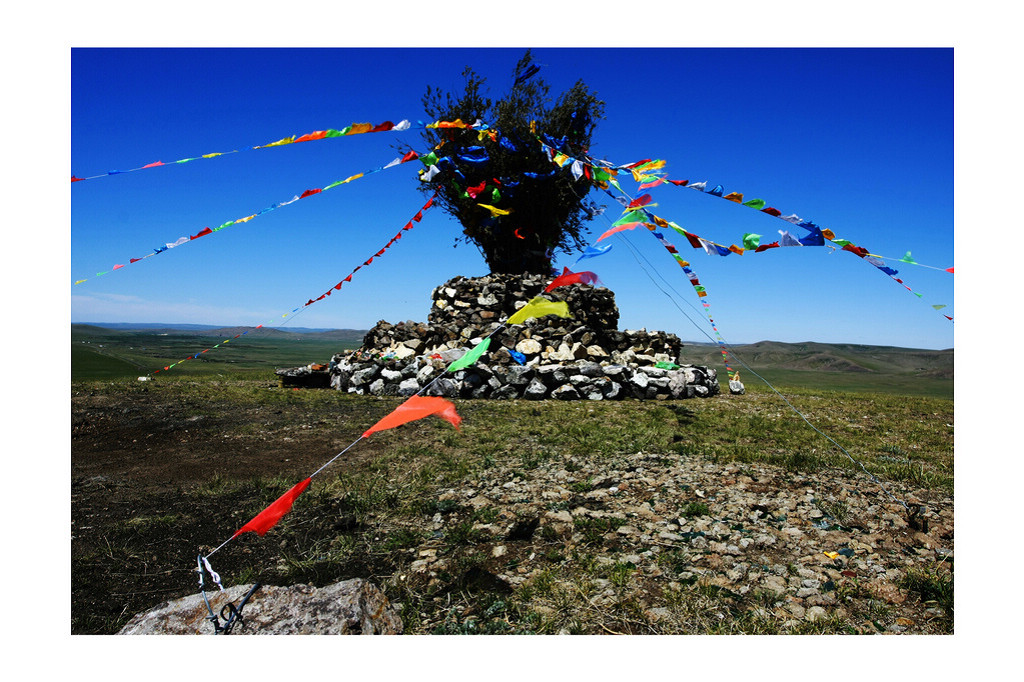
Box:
324 181 344 190
655 361 680 370
742 198 766 210
900 251 916 264
613 210 648 226
667 221 687 237
831 239 852 247
742 233 762 250
420 151 438 166
447 338 492 372
324 129 343 137
932 304 947 310
491 187 500 203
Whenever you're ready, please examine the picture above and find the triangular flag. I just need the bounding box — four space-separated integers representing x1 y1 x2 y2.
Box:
545 267 599 292
576 244 612 262
507 296 572 325
447 338 493 372
596 222 643 242
363 396 461 438
232 478 312 538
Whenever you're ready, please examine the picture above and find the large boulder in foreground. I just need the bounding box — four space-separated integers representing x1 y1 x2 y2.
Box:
118 579 402 635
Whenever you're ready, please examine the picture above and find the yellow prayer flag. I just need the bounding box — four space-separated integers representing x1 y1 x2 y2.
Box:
262 136 296 148
235 214 256 224
477 203 511 217
822 228 836 240
724 192 744 203
202 153 223 158
553 153 570 167
348 123 373 134
507 296 572 325
343 173 364 183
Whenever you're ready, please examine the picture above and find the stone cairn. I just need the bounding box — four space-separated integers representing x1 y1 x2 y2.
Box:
325 273 720 401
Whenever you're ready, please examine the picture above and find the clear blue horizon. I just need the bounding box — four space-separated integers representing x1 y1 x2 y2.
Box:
71 47 954 350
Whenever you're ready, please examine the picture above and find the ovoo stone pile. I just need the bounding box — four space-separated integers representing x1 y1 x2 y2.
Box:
327 273 720 401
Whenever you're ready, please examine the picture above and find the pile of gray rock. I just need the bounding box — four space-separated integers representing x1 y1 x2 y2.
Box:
327 273 723 401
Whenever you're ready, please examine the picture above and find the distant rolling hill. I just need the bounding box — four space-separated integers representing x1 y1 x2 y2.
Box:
678 340 953 379
71 323 368 343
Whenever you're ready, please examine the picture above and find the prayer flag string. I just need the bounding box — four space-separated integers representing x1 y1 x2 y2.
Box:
72 149 424 286
70 118 489 183
534 138 952 322
149 194 437 377
200 286 573 581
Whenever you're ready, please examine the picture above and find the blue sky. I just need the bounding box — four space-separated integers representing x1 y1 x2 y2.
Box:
70 47 954 349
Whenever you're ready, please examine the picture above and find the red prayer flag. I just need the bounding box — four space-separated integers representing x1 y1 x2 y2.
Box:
945 267 954 273
71 176 83 182
300 188 322 199
412 211 424 222
142 161 165 169
344 275 353 282
130 258 141 263
545 267 598 292
755 241 781 253
334 282 343 290
376 248 387 257
401 150 419 163
112 264 125 270
190 227 212 240
294 130 329 143
684 232 703 249
842 244 869 258
668 179 689 186
596 222 642 242
761 207 782 217
423 197 434 209
363 396 461 438
371 121 395 132
233 477 312 538
466 181 487 199
627 194 653 209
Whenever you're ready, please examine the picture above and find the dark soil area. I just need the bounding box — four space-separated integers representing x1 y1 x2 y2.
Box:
71 380 402 634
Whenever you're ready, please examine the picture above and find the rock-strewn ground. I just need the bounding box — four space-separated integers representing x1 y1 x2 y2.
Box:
384 451 952 635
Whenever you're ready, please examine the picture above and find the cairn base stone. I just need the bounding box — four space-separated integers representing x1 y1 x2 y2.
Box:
323 273 721 401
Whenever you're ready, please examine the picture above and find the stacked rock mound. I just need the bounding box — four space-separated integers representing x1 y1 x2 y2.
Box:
329 273 720 401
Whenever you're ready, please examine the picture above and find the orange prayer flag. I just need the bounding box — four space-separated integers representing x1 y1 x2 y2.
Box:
363 396 461 438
